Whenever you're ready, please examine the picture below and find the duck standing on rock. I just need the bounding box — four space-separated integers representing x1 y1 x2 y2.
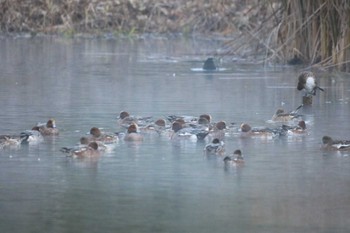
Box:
297 71 324 97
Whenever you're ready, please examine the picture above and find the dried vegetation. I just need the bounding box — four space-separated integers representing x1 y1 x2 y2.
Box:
278 0 350 72
0 0 349 71
0 0 240 35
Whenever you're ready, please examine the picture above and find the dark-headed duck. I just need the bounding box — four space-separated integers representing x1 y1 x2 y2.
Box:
297 71 324 96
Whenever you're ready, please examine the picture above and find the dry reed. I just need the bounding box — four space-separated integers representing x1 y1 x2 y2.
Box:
0 0 349 71
276 0 350 71
0 0 239 35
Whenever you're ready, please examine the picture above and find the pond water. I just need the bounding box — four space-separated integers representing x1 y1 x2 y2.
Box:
0 35 350 233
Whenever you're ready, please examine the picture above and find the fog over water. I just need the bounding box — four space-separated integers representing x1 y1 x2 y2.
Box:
0 36 350 233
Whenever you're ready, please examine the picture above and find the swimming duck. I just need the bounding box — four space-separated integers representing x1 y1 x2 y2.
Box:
61 136 107 154
60 138 87 154
198 114 212 125
297 71 324 96
117 111 153 128
281 120 307 135
170 120 207 140
0 135 24 149
204 121 227 141
187 115 213 140
204 138 225 155
321 136 350 151
117 111 136 127
140 118 168 135
240 123 282 138
20 127 44 144
80 136 114 152
188 114 212 126
223 149 244 164
89 127 119 144
124 123 144 141
62 142 100 158
203 58 216 71
35 119 59 136
167 115 198 126
271 105 303 122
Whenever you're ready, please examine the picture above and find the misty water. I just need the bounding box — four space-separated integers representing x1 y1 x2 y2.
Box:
0 35 350 233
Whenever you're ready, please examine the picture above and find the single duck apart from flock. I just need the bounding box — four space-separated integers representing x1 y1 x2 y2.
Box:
202 58 217 71
297 71 324 97
223 149 244 164
322 136 350 151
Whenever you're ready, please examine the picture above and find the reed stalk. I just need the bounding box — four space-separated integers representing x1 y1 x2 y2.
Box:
0 0 349 71
278 0 350 71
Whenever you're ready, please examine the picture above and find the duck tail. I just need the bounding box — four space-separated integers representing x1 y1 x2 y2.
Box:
289 104 303 116
292 104 303 113
196 132 209 140
317 86 325 92
20 132 30 143
60 147 71 153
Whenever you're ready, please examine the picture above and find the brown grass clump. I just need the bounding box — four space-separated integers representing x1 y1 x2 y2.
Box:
278 0 350 72
0 0 349 71
224 0 350 72
0 0 241 35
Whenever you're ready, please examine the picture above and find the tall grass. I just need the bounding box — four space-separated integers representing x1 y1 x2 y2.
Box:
278 0 350 71
0 0 238 35
0 0 349 71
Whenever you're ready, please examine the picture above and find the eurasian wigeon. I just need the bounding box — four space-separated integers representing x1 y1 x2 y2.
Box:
77 136 112 152
20 127 44 144
170 120 206 140
240 123 282 138
281 120 307 135
204 138 225 155
124 123 144 141
297 71 324 96
117 111 136 127
198 114 212 125
167 115 198 125
117 111 153 128
271 105 303 122
223 149 244 164
206 121 227 141
62 142 100 158
140 118 168 135
35 119 59 136
322 136 350 151
186 115 213 140
89 127 119 144
0 135 24 149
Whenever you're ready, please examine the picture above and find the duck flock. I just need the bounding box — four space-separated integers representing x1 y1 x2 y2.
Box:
1 71 349 162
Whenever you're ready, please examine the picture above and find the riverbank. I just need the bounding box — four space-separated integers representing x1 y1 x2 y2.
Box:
0 1 281 61
0 0 248 35
1 0 349 71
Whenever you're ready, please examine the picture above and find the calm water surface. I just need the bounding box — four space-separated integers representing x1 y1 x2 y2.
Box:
0 36 350 233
